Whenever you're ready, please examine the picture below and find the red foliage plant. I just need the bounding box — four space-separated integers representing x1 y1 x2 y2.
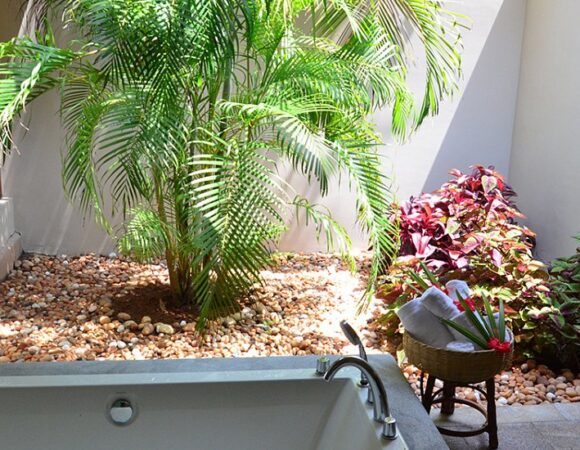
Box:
397 165 529 271
378 165 550 357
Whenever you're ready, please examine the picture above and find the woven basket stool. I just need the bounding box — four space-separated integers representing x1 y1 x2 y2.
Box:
404 332 513 449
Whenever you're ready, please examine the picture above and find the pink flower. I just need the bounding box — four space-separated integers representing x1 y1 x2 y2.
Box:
453 297 476 312
487 338 511 353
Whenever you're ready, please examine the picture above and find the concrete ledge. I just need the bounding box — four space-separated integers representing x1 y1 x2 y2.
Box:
0 232 22 281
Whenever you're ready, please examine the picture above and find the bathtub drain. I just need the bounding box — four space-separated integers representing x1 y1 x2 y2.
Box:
109 398 136 426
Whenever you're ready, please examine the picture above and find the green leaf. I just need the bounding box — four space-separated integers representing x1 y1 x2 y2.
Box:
442 318 488 349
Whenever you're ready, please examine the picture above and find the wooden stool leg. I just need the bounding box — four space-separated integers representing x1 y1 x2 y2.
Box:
422 375 436 414
485 378 498 449
441 381 455 415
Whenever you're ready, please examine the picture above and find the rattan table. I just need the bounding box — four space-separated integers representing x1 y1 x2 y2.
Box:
404 332 513 450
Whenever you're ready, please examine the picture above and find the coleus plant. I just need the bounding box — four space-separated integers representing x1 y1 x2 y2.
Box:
443 293 511 354
377 165 549 357
523 236 580 369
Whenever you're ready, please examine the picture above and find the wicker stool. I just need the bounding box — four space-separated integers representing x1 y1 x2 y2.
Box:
403 333 513 450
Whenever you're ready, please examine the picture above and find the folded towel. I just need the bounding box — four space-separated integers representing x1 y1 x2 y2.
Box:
445 280 471 301
397 299 454 348
448 312 502 348
421 286 461 320
446 341 475 352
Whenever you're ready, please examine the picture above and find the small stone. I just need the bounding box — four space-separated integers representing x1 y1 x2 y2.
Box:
565 388 577 398
254 302 268 315
155 323 175 335
141 316 152 324
88 304 98 313
117 312 131 321
124 320 139 331
116 340 127 349
497 397 508 406
142 323 155 336
99 316 111 325
557 383 568 390
562 370 575 382
222 317 236 328
28 346 40 355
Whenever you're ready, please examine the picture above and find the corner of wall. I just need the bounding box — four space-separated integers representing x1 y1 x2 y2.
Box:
0 198 22 280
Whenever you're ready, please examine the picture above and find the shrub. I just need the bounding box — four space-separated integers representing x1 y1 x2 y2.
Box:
378 165 550 356
524 237 580 370
0 0 464 325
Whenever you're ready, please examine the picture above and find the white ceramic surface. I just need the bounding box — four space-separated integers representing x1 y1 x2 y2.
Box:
0 368 407 450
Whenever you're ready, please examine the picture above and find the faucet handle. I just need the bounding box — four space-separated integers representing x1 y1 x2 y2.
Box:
382 416 397 440
316 356 330 375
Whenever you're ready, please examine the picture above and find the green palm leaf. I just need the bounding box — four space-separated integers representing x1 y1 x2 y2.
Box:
2 0 464 324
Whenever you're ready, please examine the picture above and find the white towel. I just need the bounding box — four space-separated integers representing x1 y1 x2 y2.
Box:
421 286 461 320
448 312 502 348
397 299 454 348
446 341 475 352
445 280 471 302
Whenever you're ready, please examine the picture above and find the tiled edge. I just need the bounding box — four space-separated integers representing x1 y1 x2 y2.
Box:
553 403 580 421
495 404 568 424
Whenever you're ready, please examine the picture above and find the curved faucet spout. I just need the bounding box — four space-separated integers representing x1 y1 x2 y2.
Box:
324 356 391 423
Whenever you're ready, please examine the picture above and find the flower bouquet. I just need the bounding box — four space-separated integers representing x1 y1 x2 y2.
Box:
443 293 511 354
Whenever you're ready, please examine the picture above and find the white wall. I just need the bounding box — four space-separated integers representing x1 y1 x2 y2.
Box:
2 0 528 256
281 0 526 251
509 0 580 261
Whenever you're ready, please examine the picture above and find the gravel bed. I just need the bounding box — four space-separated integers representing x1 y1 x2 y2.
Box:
0 252 578 407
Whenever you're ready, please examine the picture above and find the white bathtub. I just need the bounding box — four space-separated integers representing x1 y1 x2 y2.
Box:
0 367 408 450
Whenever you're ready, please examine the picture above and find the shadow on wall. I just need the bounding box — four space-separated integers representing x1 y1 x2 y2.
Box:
4 90 117 256
421 0 525 194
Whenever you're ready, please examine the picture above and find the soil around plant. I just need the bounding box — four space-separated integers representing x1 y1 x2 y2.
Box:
112 282 198 326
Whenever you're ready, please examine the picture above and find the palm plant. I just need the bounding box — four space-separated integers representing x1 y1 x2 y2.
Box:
0 0 463 325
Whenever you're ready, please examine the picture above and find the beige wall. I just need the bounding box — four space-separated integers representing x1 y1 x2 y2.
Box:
1 1 533 258
281 0 526 251
509 0 580 261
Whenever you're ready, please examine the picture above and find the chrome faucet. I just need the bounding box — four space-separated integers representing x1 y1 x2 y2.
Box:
339 320 369 386
324 356 397 440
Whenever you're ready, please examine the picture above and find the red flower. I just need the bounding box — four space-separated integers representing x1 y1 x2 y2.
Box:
453 297 476 312
487 338 511 353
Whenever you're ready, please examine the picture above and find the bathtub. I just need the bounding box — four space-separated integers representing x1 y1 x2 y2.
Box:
0 356 446 450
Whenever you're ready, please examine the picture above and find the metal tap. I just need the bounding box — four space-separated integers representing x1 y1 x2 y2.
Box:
323 356 397 440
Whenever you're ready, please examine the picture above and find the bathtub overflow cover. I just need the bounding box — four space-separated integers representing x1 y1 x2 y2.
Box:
109 398 136 426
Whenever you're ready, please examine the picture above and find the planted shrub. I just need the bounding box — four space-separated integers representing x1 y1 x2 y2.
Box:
524 237 580 370
0 0 464 325
378 166 550 356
